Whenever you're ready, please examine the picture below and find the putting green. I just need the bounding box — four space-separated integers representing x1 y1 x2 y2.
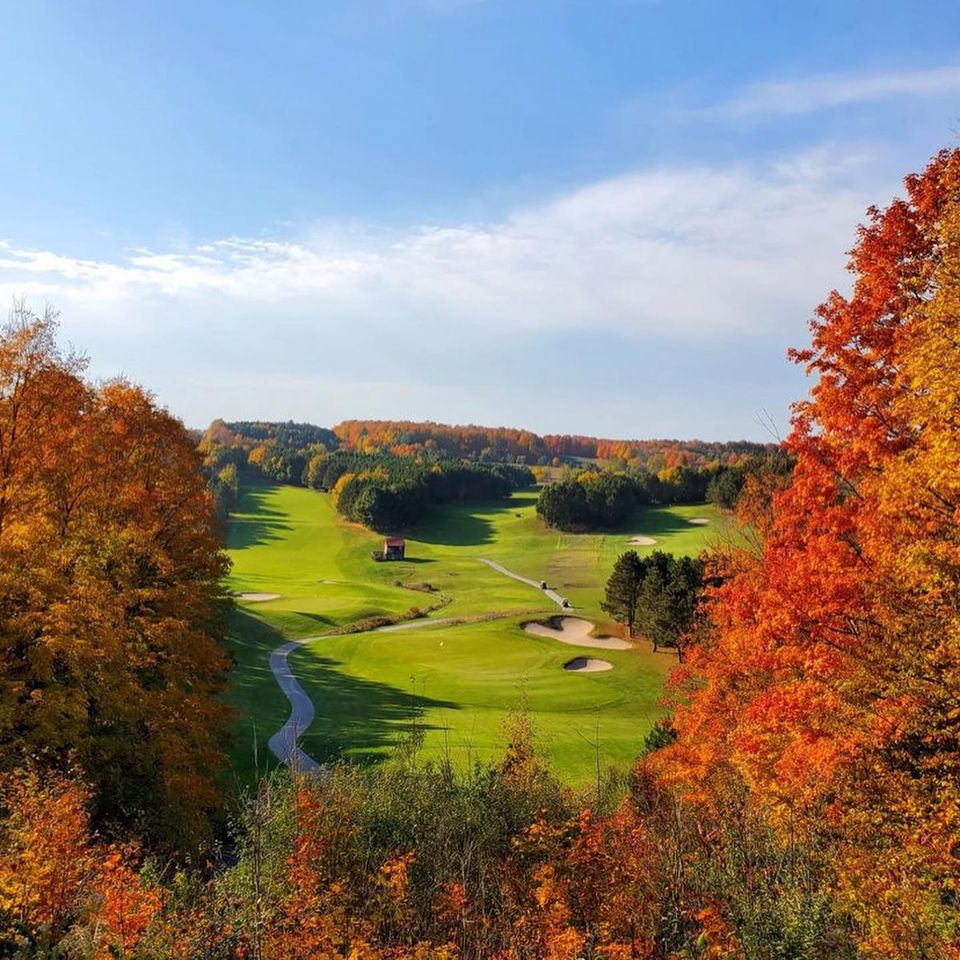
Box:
224 474 724 785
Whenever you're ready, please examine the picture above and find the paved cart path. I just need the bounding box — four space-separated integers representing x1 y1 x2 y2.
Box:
477 558 570 608
267 558 568 771
267 637 324 775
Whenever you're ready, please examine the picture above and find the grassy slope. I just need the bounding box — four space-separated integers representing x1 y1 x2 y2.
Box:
224 475 722 785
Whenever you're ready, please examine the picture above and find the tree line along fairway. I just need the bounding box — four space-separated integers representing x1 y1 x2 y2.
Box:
224 473 724 785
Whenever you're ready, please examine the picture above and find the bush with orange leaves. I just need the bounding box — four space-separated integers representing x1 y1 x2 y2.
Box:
0 767 95 941
0 768 164 957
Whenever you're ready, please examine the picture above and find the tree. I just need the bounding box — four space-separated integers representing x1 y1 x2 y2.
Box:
705 468 742 510
0 305 232 853
600 551 643 635
635 561 671 652
655 147 960 958
304 451 328 489
603 550 704 653
210 461 240 520
0 766 95 939
537 474 636 530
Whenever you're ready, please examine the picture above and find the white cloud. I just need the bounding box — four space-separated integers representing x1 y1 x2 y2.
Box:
706 63 960 118
0 145 876 348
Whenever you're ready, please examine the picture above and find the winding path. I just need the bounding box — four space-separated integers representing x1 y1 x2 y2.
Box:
267 558 567 771
267 638 324 774
477 558 570 608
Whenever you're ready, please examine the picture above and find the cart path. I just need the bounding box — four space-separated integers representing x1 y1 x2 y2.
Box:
477 558 570 608
267 637 324 775
373 607 547 634
268 557 567 772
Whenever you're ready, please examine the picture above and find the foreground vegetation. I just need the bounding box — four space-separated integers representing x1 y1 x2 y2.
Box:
2 735 869 960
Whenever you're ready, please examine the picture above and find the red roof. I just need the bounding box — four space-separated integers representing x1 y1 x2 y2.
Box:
384 537 405 547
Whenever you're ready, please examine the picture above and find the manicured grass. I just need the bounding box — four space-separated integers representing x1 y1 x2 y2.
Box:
294 618 672 784
224 474 722 785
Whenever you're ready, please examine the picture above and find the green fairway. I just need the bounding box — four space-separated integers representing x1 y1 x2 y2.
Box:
224 474 723 785
293 618 669 778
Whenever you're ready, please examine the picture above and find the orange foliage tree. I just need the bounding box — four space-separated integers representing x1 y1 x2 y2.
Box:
655 149 960 957
0 304 231 852
0 767 164 954
0 767 95 939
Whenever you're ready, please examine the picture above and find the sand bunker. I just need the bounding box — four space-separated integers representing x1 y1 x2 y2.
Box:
628 535 657 546
688 518 710 525
523 617 632 650
238 592 281 602
564 657 613 673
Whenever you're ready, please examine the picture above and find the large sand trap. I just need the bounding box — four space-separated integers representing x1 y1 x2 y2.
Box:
564 657 612 673
523 617 632 650
628 535 657 546
238 592 281 602
688 518 710 525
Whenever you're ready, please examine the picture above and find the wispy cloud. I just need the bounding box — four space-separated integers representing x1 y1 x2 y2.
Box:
0 145 888 433
0 145 875 341
706 63 960 118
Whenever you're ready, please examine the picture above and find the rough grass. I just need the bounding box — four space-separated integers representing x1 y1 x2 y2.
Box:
224 474 723 786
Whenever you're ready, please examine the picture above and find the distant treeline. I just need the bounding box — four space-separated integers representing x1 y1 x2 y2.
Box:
206 417 774 472
536 454 791 530
199 419 534 530
333 418 775 469
198 419 788 529
223 420 339 449
319 453 534 531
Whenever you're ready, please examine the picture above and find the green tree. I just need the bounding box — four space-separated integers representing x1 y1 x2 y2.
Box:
600 551 643 635
705 468 743 509
636 561 672 652
634 552 704 654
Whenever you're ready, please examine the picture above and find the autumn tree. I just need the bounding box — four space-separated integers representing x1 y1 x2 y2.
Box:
0 767 165 954
0 766 95 942
0 304 232 853
655 148 960 958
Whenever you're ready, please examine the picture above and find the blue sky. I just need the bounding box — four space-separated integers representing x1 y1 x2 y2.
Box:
1 0 959 438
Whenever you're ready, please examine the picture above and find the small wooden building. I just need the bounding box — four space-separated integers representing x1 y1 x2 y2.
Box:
383 537 406 561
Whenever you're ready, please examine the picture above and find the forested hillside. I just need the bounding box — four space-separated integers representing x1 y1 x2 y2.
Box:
333 419 772 468
201 418 783 531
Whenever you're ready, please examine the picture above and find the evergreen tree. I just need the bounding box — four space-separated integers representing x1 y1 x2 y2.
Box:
634 552 704 653
705 468 743 509
602 549 705 652
600 551 643 635
636 559 672 651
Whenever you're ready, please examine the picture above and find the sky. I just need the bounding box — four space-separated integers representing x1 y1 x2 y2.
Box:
1 1 958 440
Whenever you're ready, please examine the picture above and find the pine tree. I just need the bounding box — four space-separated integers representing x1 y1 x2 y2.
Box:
600 551 643 635
636 564 670 651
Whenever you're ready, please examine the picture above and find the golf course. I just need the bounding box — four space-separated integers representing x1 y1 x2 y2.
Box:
225 474 724 786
